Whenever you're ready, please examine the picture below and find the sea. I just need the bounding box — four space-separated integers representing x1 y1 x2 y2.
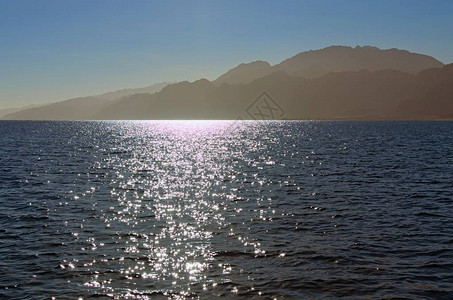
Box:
0 120 452 299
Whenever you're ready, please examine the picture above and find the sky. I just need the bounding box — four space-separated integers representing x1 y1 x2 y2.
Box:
1 0 453 109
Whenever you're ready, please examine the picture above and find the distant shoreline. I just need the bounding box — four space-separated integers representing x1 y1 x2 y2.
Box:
1 118 452 122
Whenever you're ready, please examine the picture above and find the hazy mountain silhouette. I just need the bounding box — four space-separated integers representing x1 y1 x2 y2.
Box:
213 61 272 86
397 63 453 119
91 64 452 120
2 82 169 120
93 82 170 101
93 79 231 119
213 46 444 85
2 96 116 120
0 104 41 118
2 46 451 120
274 45 444 78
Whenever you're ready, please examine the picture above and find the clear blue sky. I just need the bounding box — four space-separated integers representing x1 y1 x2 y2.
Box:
1 0 452 109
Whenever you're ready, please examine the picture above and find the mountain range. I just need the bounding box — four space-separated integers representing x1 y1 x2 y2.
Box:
2 45 451 120
2 82 169 120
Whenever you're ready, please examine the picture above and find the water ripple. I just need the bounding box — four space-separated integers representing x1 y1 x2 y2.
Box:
0 121 452 299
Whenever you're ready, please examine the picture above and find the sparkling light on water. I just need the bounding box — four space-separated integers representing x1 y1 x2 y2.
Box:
1 121 452 299
66 121 274 298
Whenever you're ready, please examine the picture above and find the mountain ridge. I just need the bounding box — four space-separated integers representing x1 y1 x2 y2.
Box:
2 45 451 120
2 82 170 120
213 45 444 86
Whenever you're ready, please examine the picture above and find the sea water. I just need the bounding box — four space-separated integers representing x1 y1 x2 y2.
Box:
1 121 452 299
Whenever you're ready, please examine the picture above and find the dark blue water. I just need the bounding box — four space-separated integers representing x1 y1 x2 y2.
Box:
1 121 452 299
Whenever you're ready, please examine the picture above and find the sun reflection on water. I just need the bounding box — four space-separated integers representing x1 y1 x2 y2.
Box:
66 121 272 298
2 121 452 299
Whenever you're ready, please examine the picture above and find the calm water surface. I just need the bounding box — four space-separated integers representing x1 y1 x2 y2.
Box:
0 121 452 299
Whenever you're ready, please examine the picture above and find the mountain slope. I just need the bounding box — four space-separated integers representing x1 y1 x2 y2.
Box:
0 104 41 118
273 45 444 78
2 97 114 120
2 46 451 120
212 45 444 86
2 82 169 120
94 82 170 101
397 63 453 118
213 61 272 86
93 64 453 120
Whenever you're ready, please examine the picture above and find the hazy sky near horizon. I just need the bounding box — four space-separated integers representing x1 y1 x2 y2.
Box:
1 0 453 109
